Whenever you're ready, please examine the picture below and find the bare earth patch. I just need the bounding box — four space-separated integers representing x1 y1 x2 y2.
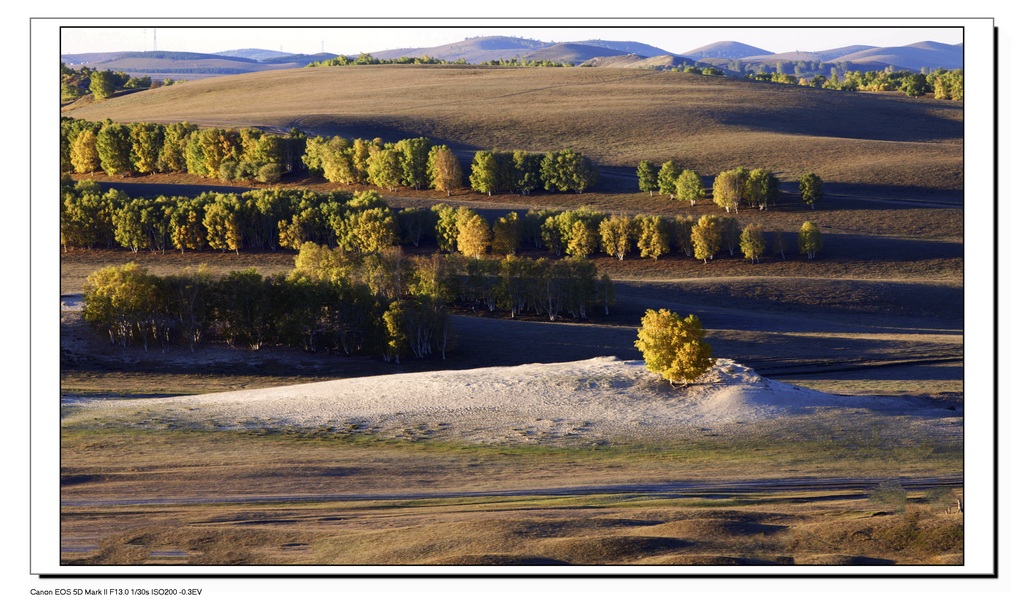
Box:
62 357 962 447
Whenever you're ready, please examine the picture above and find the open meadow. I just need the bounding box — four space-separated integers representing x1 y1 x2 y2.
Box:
59 63 964 567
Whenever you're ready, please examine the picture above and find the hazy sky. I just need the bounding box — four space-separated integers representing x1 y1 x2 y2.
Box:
59 24 966 57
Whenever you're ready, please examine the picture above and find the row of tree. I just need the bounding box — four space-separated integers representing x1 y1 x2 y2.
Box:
60 63 171 103
433 204 824 263
60 118 302 183
60 180 409 254
307 53 470 67
638 162 823 211
81 260 453 361
301 136 461 194
469 148 599 195
303 135 601 196
743 66 964 100
82 245 615 358
61 180 824 262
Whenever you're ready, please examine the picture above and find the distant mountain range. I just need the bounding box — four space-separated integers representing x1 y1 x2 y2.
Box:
61 35 963 80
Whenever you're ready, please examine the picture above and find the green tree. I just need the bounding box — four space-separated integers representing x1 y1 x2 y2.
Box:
432 203 460 252
394 137 431 189
512 150 542 195
540 149 598 193
657 161 682 198
291 242 356 286
89 69 116 99
382 300 408 363
469 150 500 196
362 247 410 301
129 122 164 174
799 173 823 209
900 73 928 97
203 196 243 253
745 168 778 210
304 136 358 184
739 223 766 263
367 147 404 192
637 160 657 196
674 169 704 206
96 122 133 177
798 221 823 259
634 309 714 386
158 122 195 173
185 127 238 179
933 70 964 100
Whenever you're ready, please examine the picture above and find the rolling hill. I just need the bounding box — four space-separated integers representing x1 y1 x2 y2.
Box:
61 64 964 198
520 42 630 63
62 37 964 83
682 41 773 60
830 41 964 70
678 40 962 72
369 35 549 62
575 39 672 57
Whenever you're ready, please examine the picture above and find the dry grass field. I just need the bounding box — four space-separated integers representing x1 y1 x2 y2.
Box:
62 64 964 201
58 63 966 568
60 430 963 566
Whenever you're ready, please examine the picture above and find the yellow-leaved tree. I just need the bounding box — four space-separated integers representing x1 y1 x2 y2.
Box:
634 309 714 386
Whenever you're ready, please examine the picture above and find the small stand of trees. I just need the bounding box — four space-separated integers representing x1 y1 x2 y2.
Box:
81 247 616 359
63 179 826 267
61 118 299 184
61 181 405 255
469 148 598 196
61 63 158 103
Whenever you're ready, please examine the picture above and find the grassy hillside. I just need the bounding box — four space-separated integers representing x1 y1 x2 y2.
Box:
61 64 963 199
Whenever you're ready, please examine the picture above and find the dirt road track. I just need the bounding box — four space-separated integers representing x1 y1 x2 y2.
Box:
61 475 963 508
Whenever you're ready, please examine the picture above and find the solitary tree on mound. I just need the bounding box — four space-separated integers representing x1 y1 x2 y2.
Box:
635 309 714 387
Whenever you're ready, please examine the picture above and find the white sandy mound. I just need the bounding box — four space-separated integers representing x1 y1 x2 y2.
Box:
61 358 950 444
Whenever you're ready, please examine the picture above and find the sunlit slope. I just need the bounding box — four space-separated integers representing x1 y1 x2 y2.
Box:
63 65 963 195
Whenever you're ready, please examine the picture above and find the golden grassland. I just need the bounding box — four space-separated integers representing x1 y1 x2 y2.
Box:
60 429 963 566
58 64 966 567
